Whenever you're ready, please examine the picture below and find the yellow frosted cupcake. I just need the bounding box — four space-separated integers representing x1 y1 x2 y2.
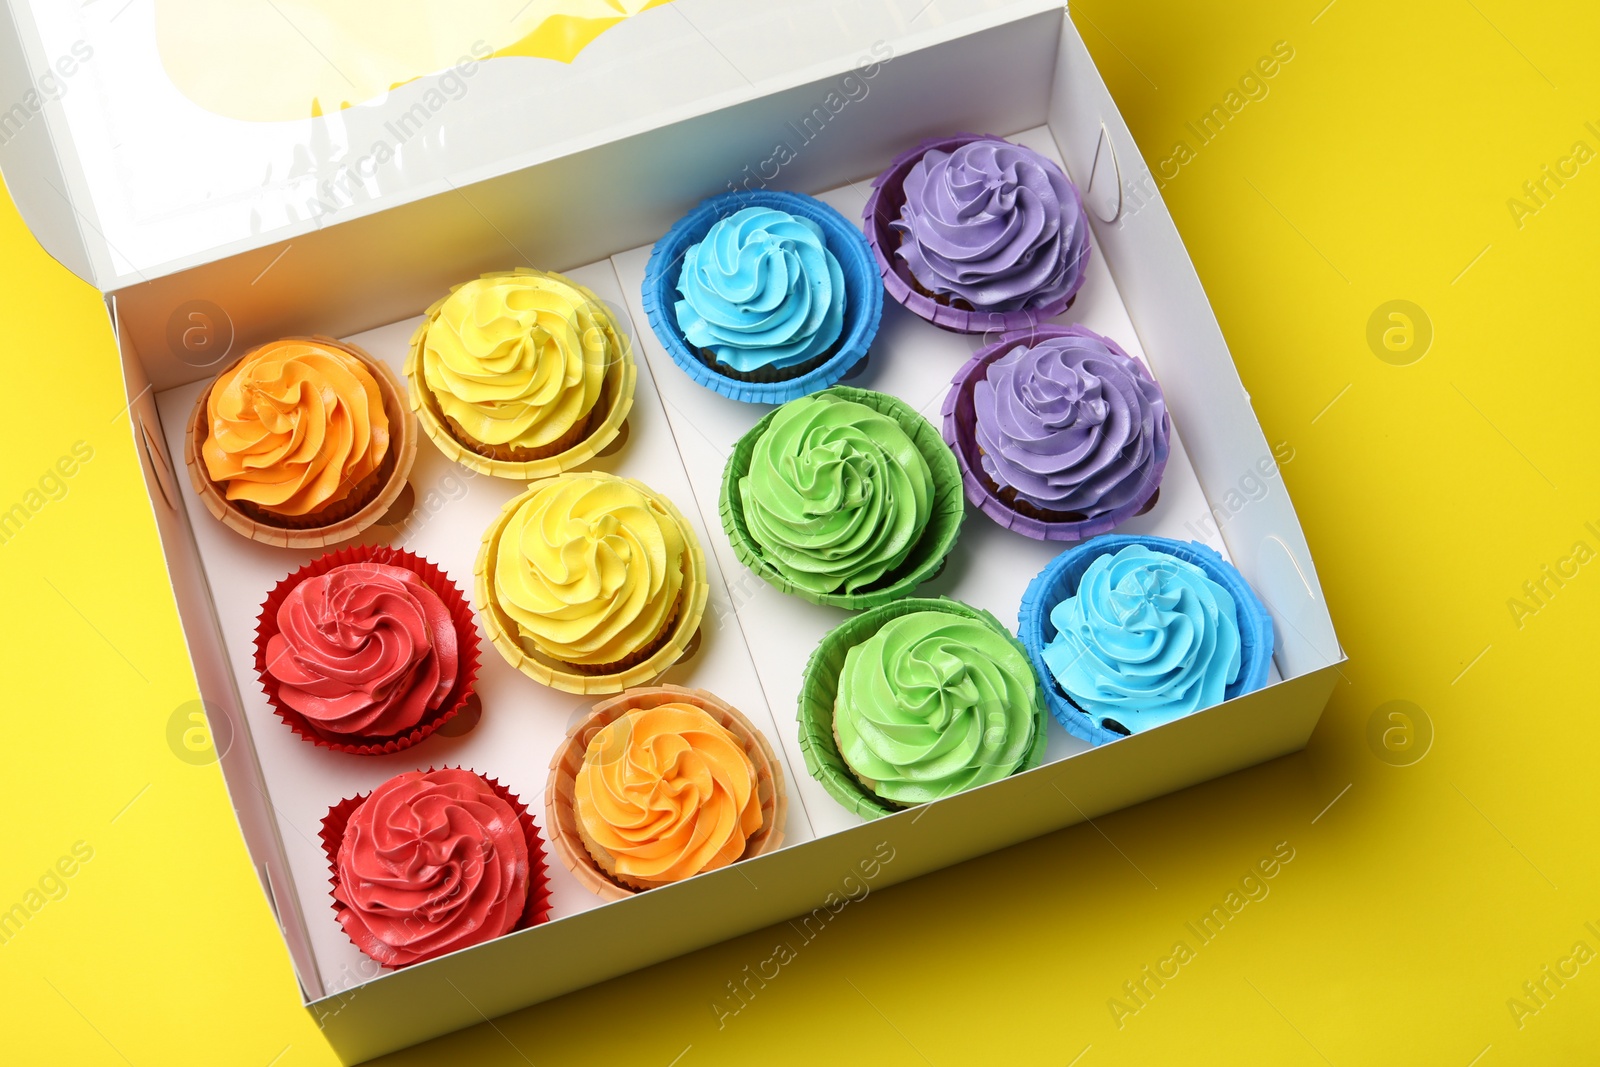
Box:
406 269 636 479
184 337 416 547
476 472 707 694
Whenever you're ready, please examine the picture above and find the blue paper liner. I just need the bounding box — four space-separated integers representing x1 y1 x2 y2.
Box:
1017 535 1275 744
641 190 884 404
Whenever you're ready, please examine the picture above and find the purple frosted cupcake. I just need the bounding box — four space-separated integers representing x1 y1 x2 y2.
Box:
864 134 1091 333
941 325 1170 541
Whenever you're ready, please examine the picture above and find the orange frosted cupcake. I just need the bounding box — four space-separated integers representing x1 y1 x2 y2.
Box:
185 337 415 547
545 686 785 898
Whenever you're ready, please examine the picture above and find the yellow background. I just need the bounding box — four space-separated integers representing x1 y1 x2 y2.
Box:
3 2 1597 1063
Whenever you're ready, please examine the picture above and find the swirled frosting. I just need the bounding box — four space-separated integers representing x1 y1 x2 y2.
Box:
1043 545 1243 726
202 340 390 517
834 610 1038 806
264 562 459 738
674 207 846 373
575 703 762 887
740 393 932 594
974 330 1168 516
334 768 529 967
494 474 687 667
421 272 617 450
892 138 1089 313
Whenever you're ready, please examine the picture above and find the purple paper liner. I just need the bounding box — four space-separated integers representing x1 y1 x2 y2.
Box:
941 324 1171 542
1017 535 1275 745
641 190 883 405
862 133 1091 335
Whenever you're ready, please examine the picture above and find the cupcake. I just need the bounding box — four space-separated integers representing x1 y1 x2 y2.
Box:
405 269 636 479
943 325 1170 540
476 471 708 694
797 598 1046 818
863 134 1091 333
184 337 416 548
321 767 551 968
1018 536 1275 743
545 685 786 899
642 190 883 403
719 386 965 609
254 546 480 755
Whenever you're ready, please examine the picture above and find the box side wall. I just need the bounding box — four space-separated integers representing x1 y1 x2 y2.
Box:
107 10 1062 392
111 298 326 1000
0 0 93 283
314 662 1337 1063
1046 16 1341 680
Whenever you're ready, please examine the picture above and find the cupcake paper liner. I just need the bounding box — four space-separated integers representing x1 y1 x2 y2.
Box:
862 133 1091 335
475 474 709 695
319 767 553 968
184 337 418 549
1017 535 1276 744
797 597 1048 820
641 190 884 404
719 385 965 610
545 684 787 900
254 545 483 756
404 269 638 480
942 324 1170 541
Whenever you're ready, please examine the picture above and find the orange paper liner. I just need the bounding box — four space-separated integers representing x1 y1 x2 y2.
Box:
183 337 418 550
544 685 787 901
475 473 709 695
254 545 481 756
319 767 552 968
403 269 638 480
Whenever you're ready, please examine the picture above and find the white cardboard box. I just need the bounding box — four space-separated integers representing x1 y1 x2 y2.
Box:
0 2 1343 1061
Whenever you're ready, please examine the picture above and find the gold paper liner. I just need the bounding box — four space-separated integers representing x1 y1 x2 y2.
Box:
474 473 709 695
442 407 593 464
183 337 418 549
544 685 787 901
404 269 638 480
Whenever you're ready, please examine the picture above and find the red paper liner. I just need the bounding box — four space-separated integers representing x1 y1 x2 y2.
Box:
319 767 553 969
255 545 482 756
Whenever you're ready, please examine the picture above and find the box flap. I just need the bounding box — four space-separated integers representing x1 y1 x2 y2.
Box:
0 0 1061 292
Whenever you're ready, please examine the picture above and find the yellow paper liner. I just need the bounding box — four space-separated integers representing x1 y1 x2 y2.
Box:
183 337 418 549
474 472 709 695
404 269 638 480
544 684 787 901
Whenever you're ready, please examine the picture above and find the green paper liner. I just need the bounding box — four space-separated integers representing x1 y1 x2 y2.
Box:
796 596 1048 819
719 385 966 610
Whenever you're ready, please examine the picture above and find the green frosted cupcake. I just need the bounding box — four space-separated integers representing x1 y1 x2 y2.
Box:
719 386 964 609
798 598 1047 818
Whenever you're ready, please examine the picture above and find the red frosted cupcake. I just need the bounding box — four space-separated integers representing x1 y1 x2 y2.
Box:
321 767 551 968
255 546 480 755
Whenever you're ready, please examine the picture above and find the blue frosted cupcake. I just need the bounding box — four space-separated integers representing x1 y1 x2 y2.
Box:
1017 535 1273 744
642 191 883 404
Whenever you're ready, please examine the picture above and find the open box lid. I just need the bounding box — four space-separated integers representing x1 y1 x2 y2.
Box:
0 0 1062 293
